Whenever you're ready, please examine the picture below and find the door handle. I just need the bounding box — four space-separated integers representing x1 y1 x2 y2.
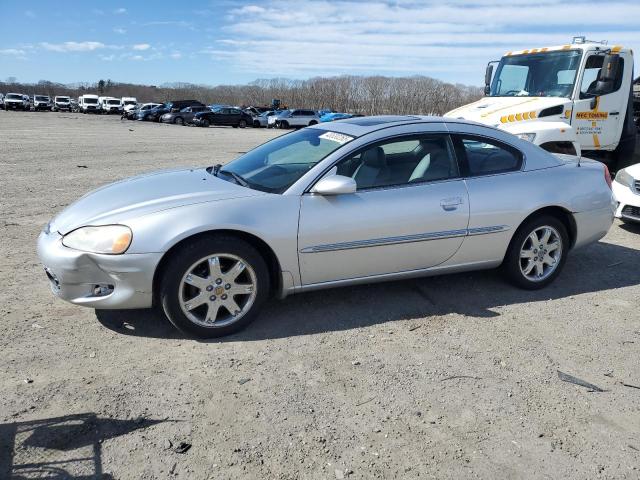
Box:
440 197 463 211
610 111 619 115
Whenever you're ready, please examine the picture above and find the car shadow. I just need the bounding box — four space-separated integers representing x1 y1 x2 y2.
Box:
619 221 640 235
95 240 640 342
0 413 165 479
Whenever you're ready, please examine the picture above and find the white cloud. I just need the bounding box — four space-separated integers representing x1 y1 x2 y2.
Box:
113 27 127 34
0 48 27 56
41 41 106 52
213 0 640 82
132 43 151 51
170 52 182 59
131 55 144 61
114 8 127 14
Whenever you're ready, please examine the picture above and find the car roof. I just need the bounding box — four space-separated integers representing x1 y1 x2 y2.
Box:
310 115 495 137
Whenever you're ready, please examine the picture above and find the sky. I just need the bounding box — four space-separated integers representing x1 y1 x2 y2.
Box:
0 0 638 87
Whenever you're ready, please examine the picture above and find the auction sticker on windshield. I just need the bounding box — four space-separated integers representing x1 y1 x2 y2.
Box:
319 132 354 145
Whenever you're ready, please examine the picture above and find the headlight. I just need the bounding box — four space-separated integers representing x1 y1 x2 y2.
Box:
615 169 635 188
62 225 132 254
516 133 536 142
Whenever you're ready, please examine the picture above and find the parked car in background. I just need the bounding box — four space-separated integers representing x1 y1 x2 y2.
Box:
37 116 615 338
138 100 204 122
53 96 72 112
252 110 280 128
70 99 79 112
125 102 161 120
4 93 30 110
33 95 53 111
24 95 32 110
613 163 640 223
267 109 320 129
100 97 123 114
0 93 4 108
78 95 100 113
320 112 356 123
121 97 138 112
244 106 271 116
160 105 210 125
191 107 253 128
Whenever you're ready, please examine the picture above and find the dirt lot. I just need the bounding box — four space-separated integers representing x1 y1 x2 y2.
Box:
1 111 639 479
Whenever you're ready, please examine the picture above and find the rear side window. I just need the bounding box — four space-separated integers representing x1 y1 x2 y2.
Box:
454 135 523 176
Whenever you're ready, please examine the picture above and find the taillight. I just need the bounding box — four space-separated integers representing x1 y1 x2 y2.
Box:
604 165 612 190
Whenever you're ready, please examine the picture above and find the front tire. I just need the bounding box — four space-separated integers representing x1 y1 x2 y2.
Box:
174 116 184 125
160 235 270 338
239 119 247 128
279 121 289 129
502 215 568 289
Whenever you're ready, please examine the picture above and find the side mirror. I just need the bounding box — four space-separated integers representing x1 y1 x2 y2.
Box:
311 175 357 195
600 54 621 82
484 63 494 95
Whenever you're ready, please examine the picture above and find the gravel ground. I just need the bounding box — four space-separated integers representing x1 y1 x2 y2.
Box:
1 111 639 479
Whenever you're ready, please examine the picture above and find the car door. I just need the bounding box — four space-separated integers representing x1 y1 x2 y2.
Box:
448 130 525 263
572 50 632 149
298 133 469 286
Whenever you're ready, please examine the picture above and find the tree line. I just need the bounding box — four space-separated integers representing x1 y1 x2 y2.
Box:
0 75 482 115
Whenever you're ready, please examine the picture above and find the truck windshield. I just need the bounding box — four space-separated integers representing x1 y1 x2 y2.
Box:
35 96 49 101
57 97 69 101
84 98 98 104
490 50 582 98
107 100 120 105
7 94 22 100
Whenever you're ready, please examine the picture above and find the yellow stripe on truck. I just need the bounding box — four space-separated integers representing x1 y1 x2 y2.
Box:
593 134 600 148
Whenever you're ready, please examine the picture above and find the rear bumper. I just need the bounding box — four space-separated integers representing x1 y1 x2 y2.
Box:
37 230 162 309
573 206 615 249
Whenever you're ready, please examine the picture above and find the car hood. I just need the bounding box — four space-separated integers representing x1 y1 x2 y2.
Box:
50 168 263 234
622 162 640 179
445 96 571 126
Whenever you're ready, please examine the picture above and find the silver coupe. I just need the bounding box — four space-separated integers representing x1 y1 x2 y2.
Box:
38 116 615 338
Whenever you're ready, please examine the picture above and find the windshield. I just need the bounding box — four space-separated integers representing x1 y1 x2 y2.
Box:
490 50 582 98
7 94 22 100
216 129 354 194
84 98 98 104
35 96 49 101
124 100 136 105
107 99 120 104
56 97 70 101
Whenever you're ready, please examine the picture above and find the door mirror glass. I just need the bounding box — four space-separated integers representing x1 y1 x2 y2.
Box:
484 63 494 95
600 54 620 82
311 175 357 195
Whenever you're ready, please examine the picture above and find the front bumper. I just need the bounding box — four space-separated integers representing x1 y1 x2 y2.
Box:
37 230 163 309
613 180 640 222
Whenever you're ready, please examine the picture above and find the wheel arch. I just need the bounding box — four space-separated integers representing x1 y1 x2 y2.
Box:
510 206 577 250
152 229 283 306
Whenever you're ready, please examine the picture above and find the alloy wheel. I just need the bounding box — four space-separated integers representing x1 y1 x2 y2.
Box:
519 226 562 281
179 254 257 327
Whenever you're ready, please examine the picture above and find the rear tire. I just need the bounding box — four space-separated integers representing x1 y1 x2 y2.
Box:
502 215 569 289
174 117 184 125
201 119 210 127
239 119 247 128
309 120 318 126
160 235 270 338
279 121 289 129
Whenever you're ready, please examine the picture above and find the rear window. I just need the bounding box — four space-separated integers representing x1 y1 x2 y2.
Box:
454 135 523 176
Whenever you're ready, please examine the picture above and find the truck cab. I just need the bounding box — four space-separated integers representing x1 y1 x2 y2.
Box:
33 95 52 111
446 38 636 171
100 97 123 114
53 96 71 111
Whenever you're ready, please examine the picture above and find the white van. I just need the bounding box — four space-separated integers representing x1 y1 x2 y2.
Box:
100 97 123 114
121 97 138 112
53 96 71 112
78 94 100 113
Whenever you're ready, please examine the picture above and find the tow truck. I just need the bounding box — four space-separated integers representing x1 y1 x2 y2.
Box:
446 37 637 171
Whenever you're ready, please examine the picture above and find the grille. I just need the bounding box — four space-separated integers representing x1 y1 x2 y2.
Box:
621 205 640 219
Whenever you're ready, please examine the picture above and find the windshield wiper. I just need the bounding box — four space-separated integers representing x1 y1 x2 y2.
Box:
212 164 222 177
220 169 249 187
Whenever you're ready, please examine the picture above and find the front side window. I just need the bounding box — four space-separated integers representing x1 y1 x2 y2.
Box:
579 54 624 97
217 129 354 194
454 135 523 176
490 50 582 98
335 134 459 190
